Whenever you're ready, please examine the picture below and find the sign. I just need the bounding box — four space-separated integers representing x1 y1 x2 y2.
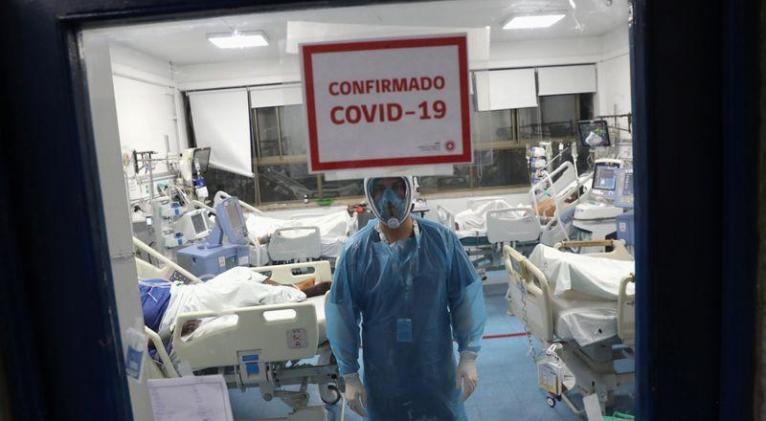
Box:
147 375 234 421
301 35 472 172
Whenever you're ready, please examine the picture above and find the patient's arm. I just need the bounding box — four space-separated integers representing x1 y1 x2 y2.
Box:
264 276 316 290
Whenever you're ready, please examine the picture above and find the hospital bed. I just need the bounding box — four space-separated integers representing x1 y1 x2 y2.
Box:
435 197 512 273
141 258 342 421
434 162 591 274
437 162 591 251
214 191 352 266
504 239 635 417
488 161 592 248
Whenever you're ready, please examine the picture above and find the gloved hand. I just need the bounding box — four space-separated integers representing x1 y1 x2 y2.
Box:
342 372 367 417
456 351 478 401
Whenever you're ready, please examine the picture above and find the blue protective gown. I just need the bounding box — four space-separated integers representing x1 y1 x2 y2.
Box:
326 217 487 421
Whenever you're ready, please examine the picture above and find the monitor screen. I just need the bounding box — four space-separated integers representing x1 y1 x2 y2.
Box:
593 165 618 191
191 212 206 234
578 120 611 148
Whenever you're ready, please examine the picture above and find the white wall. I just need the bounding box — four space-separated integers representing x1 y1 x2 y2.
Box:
175 56 301 91
596 26 632 119
111 45 188 171
488 36 603 69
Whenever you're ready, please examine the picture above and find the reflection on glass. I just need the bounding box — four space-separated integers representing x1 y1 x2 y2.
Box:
320 176 364 199
540 95 577 137
417 165 472 194
255 107 280 157
517 107 540 140
257 164 317 203
472 109 514 143
474 149 528 188
280 105 308 156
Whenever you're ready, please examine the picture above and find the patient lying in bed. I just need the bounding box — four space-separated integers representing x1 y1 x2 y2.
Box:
139 266 331 343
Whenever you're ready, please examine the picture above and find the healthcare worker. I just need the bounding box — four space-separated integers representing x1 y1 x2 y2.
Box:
326 176 487 420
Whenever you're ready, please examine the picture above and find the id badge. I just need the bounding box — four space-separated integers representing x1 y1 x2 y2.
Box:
396 318 413 343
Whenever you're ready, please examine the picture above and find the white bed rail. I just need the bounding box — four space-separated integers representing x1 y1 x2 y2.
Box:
553 239 633 261
133 237 203 284
144 326 179 378
268 226 322 262
170 260 333 371
503 245 555 342
487 207 540 244
251 260 332 285
172 301 320 368
617 275 636 345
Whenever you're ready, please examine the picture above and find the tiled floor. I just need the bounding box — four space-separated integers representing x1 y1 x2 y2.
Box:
229 276 620 420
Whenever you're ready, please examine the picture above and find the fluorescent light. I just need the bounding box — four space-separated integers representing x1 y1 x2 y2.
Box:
207 31 269 49
503 14 566 30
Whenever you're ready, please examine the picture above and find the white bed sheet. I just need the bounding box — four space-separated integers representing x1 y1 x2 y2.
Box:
246 210 351 258
550 296 619 347
528 244 635 300
454 199 512 231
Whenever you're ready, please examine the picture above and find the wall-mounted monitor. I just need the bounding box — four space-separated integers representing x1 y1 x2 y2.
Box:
578 120 611 148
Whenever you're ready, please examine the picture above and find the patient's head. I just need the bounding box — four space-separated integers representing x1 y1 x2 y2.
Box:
181 319 201 336
301 282 332 297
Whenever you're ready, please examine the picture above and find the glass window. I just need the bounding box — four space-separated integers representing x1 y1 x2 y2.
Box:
257 164 317 203
254 107 280 157
417 164 472 195
474 148 529 188
320 176 364 199
254 104 363 204
472 109 514 143
279 105 308 156
517 107 541 141
540 94 578 138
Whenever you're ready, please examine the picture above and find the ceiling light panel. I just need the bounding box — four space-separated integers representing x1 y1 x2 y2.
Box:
503 14 566 30
207 31 269 48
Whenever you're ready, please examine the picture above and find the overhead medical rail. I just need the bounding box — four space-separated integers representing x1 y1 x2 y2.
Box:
132 236 203 284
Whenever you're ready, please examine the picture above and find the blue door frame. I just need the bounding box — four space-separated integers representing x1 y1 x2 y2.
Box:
0 0 759 419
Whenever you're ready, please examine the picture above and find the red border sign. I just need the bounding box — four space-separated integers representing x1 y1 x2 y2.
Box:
301 36 471 172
